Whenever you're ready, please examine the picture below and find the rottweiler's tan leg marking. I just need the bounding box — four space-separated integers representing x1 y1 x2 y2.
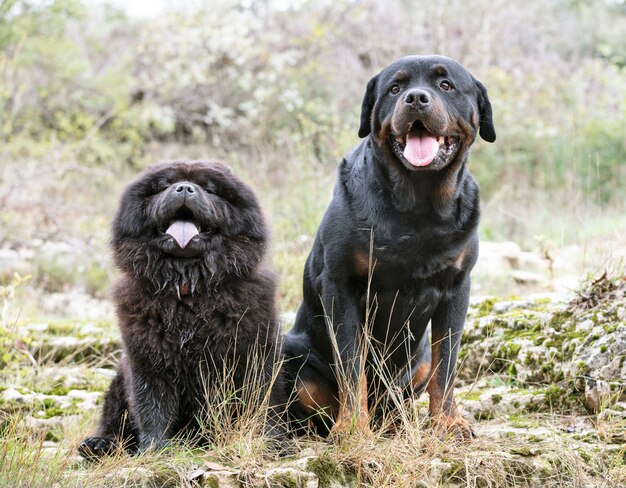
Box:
352 251 371 277
330 373 371 437
427 335 474 440
296 379 338 417
453 246 470 270
411 360 432 390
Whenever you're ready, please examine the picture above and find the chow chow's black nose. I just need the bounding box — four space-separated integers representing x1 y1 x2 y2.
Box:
175 182 196 196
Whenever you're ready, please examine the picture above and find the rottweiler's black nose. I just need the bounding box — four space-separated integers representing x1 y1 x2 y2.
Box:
175 182 196 197
404 89 431 109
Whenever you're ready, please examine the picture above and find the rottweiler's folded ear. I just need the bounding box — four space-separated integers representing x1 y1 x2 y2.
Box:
475 79 496 143
358 74 379 138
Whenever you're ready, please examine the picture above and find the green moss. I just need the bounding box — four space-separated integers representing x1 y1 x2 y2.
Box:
510 446 538 456
45 321 80 336
461 390 482 402
441 457 466 481
522 385 580 414
508 343 522 356
45 429 62 442
576 361 589 376
41 405 66 418
475 298 496 318
205 479 219 488
508 414 541 429
579 449 593 463
39 397 81 418
42 398 55 408
40 384 72 396
307 454 354 488
495 341 523 362
508 363 518 382
540 361 555 377
269 471 299 488
457 348 468 361
474 410 496 420
494 310 547 347
600 344 608 353
547 310 573 332
572 432 599 443
491 394 503 405
509 418 531 429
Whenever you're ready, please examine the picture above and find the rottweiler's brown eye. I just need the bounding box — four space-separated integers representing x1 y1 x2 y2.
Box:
390 85 401 95
440 80 453 91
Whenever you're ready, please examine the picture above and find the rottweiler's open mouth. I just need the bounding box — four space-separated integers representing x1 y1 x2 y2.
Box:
391 121 457 168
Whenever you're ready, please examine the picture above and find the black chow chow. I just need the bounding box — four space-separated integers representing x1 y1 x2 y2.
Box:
284 55 495 439
79 160 289 458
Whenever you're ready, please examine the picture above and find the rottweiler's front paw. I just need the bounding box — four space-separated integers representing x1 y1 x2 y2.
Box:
431 414 476 442
330 412 372 439
78 436 117 460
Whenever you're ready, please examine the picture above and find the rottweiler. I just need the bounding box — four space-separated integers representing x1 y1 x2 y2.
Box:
284 55 495 439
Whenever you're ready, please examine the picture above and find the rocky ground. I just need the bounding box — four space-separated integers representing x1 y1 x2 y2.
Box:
0 272 625 487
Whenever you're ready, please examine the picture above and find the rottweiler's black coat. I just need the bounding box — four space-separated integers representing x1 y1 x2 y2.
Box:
284 56 495 438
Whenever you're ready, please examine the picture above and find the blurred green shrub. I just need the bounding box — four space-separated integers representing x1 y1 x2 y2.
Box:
0 0 624 235
33 241 111 296
0 273 31 368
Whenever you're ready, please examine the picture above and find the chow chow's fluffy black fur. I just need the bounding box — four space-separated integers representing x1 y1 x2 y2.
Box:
79 160 288 458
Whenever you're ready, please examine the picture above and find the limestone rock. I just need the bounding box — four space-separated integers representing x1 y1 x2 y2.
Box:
460 275 626 413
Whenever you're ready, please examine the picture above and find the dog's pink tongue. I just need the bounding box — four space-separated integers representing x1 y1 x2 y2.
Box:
166 221 199 249
403 132 440 167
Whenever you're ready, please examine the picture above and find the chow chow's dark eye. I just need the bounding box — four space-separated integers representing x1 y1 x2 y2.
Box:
440 80 453 91
390 85 401 95
152 178 171 192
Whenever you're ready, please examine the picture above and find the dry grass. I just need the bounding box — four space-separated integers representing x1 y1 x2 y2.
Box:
0 362 623 487
0 342 286 487
2 255 626 487
1 408 622 487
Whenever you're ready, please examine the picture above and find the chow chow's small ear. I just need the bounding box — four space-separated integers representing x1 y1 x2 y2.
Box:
358 74 379 138
475 79 496 143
